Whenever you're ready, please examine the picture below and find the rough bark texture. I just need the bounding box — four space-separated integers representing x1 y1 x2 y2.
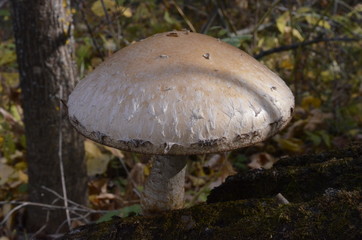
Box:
141 156 188 214
61 143 362 240
11 0 87 233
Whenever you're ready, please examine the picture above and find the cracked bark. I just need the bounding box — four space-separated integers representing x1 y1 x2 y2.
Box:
11 0 87 233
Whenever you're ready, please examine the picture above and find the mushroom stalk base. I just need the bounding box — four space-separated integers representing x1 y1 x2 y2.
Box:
141 155 187 215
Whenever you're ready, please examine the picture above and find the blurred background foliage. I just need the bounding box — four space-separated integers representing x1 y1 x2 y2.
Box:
0 0 361 229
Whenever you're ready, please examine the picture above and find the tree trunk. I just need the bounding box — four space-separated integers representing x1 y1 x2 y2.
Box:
11 0 87 233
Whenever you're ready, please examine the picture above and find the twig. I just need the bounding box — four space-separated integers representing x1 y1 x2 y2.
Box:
172 0 196 32
58 86 71 230
254 37 361 59
275 193 290 204
41 186 91 211
0 202 29 226
100 0 119 47
117 157 141 198
252 0 281 35
0 200 110 227
76 0 104 60
0 0 8 8
213 0 237 34
200 7 218 34
232 23 272 36
251 0 281 49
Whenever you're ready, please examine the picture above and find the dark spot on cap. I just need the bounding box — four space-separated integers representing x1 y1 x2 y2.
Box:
203 53 210 60
193 138 225 147
271 86 277 91
128 139 152 148
234 134 250 142
290 107 294 114
166 32 179 37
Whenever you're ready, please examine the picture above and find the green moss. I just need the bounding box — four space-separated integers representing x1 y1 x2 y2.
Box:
62 191 362 240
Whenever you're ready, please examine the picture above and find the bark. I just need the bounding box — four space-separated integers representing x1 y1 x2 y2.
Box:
11 0 87 233
207 142 362 203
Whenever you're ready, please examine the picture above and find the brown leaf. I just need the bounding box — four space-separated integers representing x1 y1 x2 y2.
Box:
248 152 276 169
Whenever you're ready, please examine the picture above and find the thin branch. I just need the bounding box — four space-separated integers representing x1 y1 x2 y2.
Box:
200 7 218 34
254 37 361 59
172 0 196 32
0 200 110 227
117 157 141 198
232 22 272 36
0 202 29 226
0 0 8 8
58 86 71 230
100 0 119 47
213 0 237 34
252 0 281 38
41 186 93 212
76 0 104 60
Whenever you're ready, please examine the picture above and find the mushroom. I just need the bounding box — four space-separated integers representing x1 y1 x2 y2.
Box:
67 30 294 214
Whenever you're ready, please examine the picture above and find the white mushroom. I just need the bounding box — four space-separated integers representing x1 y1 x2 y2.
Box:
67 30 294 214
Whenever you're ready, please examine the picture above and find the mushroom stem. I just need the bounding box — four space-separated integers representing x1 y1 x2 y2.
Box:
141 155 187 215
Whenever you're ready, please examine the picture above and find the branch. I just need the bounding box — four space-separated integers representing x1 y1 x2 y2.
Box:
254 37 361 59
58 86 71 230
0 200 110 227
76 0 104 61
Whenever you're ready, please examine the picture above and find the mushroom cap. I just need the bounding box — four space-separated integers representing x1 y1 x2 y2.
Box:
68 30 294 155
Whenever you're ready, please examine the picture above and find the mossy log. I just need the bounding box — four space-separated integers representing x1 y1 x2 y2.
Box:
61 143 362 240
208 142 362 203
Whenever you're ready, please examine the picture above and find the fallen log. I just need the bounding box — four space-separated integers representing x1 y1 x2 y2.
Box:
61 143 362 240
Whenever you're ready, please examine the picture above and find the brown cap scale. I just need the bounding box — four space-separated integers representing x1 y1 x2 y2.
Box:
68 30 294 214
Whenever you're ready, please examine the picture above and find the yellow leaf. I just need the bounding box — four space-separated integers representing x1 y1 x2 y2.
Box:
306 70 315 79
17 170 28 183
104 146 124 159
91 57 102 68
277 138 303 152
276 12 289 34
91 0 116 17
1 72 19 86
0 162 14 185
85 140 112 176
103 39 117 51
143 165 150 177
120 7 132 18
91 0 132 18
257 37 265 48
321 70 333 82
280 59 293 70
305 15 331 30
292 29 304 41
301 95 321 110
0 46 16 66
14 161 27 171
297 7 312 13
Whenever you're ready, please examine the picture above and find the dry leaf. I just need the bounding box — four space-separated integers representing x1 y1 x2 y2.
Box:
248 152 276 169
85 140 112 176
